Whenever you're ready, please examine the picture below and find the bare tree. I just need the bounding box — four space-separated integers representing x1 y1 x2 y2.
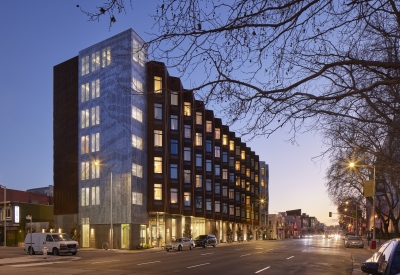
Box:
80 0 400 139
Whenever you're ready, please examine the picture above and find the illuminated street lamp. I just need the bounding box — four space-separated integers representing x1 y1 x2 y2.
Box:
348 162 375 241
95 161 113 251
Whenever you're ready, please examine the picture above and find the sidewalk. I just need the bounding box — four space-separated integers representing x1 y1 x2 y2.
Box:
0 254 79 266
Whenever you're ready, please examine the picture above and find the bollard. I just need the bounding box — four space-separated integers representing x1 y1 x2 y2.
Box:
370 240 376 249
42 246 48 259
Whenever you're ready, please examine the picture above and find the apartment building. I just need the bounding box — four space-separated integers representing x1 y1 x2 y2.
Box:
53 29 269 249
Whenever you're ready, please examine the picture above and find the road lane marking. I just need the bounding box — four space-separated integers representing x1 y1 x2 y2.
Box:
302 250 306 252
12 262 71 267
235 248 243 250
92 260 120 264
240 253 251 257
201 252 214 255
137 261 161 266
255 266 270 273
255 248 263 249
187 263 210 269
287 256 294 259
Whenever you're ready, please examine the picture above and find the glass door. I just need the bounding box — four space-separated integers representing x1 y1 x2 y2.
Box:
121 224 130 249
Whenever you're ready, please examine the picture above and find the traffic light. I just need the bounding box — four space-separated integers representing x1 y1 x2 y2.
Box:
329 212 332 217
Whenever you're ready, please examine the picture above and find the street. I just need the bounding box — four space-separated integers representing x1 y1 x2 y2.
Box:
0 237 373 275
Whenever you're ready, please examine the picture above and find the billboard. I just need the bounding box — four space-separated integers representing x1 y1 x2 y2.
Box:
286 209 301 217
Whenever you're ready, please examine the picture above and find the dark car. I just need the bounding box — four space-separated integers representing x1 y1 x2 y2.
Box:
195 234 217 248
361 238 400 274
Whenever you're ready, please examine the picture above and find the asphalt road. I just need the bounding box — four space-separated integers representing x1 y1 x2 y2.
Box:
0 237 374 275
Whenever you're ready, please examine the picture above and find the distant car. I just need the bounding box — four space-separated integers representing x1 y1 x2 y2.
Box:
344 236 364 248
165 237 194 251
361 238 400 274
195 234 217 248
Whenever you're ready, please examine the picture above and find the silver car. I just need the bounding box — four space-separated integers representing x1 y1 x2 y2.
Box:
345 236 364 248
165 237 194 251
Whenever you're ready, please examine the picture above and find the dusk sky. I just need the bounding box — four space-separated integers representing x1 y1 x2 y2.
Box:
0 1 337 225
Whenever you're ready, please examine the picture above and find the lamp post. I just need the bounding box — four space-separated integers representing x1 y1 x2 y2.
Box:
349 163 376 242
251 198 265 240
0 184 5 247
95 161 113 251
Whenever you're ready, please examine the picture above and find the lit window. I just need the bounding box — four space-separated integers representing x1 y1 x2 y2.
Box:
132 77 143 93
206 160 212 172
196 154 202 167
184 102 191 116
91 79 100 99
171 140 178 155
184 125 191 138
171 115 178 130
132 163 143 178
91 106 100 126
184 147 191 161
154 103 162 120
230 205 234 215
223 186 227 197
81 83 89 102
241 150 245 160
246 196 250 206
223 169 228 180
261 167 265 175
171 188 178 203
132 192 143 205
81 161 89 180
246 182 250 191
215 128 220 139
206 179 212 191
171 91 178 105
196 196 202 208
215 201 220 212
132 106 143 122
261 179 265 187
196 175 202 188
81 56 89 76
206 121 212 132
170 164 178 179
102 47 111 67
184 192 191 206
184 170 191 183
236 146 240 156
154 76 162 93
206 199 212 211
230 140 234 151
196 112 202 125
241 179 245 189
255 174 259 183
206 140 212 152
154 184 162 200
132 134 143 150
91 51 100 72
154 157 162 173
81 109 89 128
222 135 228 146
215 164 220 176
91 186 100 205
235 161 240 171
81 135 89 154
154 130 162 147
229 189 234 199
236 176 240 186
246 209 250 219
215 182 220 194
215 146 220 158
91 133 100 152
132 39 145 66
246 168 250 177
81 187 89 206
196 133 203 146
91 161 99 179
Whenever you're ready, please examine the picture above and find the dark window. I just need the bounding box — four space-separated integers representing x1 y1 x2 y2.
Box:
206 140 212 152
171 139 178 154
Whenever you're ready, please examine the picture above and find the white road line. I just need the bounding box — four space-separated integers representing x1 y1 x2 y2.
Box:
235 248 243 250
302 250 306 252
240 253 251 257
187 263 210 269
287 256 294 259
255 248 263 249
92 260 120 264
12 262 69 267
255 266 270 273
201 252 214 255
137 261 161 266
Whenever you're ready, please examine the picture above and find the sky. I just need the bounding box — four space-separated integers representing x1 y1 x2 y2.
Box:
0 1 338 226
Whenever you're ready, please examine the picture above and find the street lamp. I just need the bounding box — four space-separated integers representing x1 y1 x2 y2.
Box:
0 184 5 247
95 161 113 251
349 162 376 241
251 198 265 239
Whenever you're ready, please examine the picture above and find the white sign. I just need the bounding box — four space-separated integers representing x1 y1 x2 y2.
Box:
14 206 19 223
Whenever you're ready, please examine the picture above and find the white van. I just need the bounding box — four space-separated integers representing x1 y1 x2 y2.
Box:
24 233 79 256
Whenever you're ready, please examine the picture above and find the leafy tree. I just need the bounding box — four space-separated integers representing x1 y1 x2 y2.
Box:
236 225 243 241
81 0 400 140
183 223 192 239
69 222 81 244
226 225 233 242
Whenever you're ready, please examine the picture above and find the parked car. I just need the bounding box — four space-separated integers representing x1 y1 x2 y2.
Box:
344 236 364 248
361 238 400 274
24 233 79 256
165 237 194 251
195 234 217 248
